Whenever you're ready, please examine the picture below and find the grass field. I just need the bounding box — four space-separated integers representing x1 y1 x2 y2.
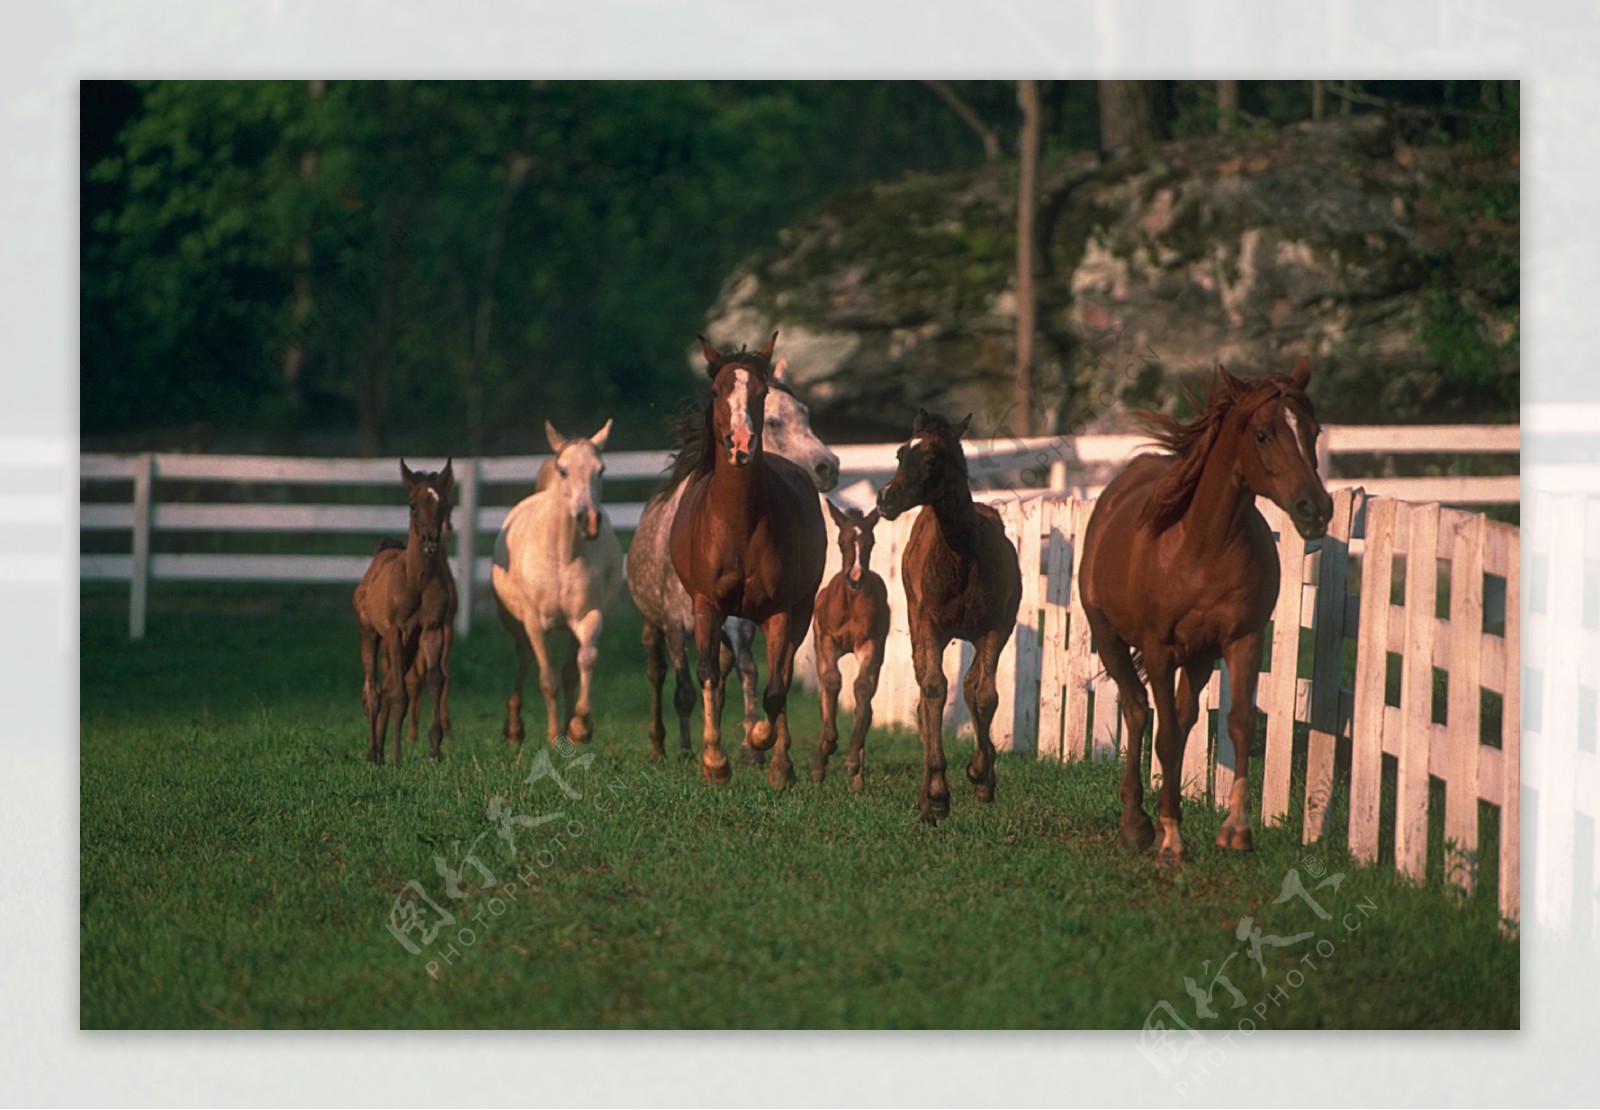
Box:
80 582 1517 1029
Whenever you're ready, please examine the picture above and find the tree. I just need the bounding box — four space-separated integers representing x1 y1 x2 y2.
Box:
1014 80 1040 437
1096 80 1166 151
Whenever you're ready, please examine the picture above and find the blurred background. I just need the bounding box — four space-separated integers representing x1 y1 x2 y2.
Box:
80 79 1519 455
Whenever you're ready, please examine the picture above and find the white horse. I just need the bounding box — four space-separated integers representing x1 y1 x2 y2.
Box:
492 419 624 746
627 358 839 761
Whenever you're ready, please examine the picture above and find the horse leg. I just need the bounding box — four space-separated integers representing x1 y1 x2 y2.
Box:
1088 608 1153 852
758 610 797 791
846 639 882 791
558 629 580 740
1217 633 1264 852
383 631 411 768
643 621 669 761
725 619 765 766
497 600 533 746
812 635 843 783
523 622 562 746
692 596 732 784
1144 652 1188 865
911 622 952 823
405 651 423 745
359 621 382 764
567 611 603 744
437 623 453 746
964 628 1007 803
666 622 695 762
421 627 447 762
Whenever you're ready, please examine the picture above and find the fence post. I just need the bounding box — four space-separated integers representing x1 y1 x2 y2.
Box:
455 457 480 638
129 452 154 640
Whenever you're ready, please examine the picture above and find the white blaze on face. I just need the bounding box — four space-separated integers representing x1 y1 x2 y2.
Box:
423 487 439 505
849 530 866 582
1284 408 1316 471
904 435 926 452
724 369 756 459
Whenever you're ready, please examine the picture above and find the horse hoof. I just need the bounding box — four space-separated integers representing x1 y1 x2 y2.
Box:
920 793 950 824
738 744 766 766
567 718 592 744
677 748 694 763
974 782 995 804
648 747 665 763
1216 826 1255 852
747 720 775 751
810 766 827 784
1158 845 1188 867
767 764 796 791
702 758 732 786
1119 821 1156 854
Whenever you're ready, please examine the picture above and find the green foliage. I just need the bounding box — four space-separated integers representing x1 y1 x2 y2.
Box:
82 81 1003 452
81 584 1516 1028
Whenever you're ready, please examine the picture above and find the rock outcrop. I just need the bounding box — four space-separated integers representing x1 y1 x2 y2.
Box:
701 114 1519 439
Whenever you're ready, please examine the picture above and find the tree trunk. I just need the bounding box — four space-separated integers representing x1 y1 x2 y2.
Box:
1217 80 1238 133
1311 80 1325 121
280 79 324 443
923 80 1001 162
1096 80 1165 152
1014 80 1040 438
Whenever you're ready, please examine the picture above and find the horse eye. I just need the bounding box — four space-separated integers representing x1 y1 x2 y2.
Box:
766 418 782 429
1255 429 1271 444
557 466 568 477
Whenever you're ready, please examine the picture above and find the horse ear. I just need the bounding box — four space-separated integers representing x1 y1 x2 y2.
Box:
863 507 880 530
697 334 721 369
825 499 849 528
589 418 613 451
757 330 778 362
544 420 567 452
953 413 973 439
771 356 789 384
1216 363 1244 399
439 458 454 495
913 408 933 433
1290 355 1311 390
399 458 417 487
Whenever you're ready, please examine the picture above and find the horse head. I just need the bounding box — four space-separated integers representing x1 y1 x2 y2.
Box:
766 356 840 492
699 332 776 469
1223 357 1333 540
826 499 880 590
876 408 972 520
400 458 454 557
544 418 613 541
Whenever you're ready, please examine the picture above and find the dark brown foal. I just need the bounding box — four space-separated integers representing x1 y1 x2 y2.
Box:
810 501 890 789
877 410 1022 823
353 460 455 765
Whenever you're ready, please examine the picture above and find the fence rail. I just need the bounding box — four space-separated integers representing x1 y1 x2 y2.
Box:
801 487 1520 925
79 424 1517 639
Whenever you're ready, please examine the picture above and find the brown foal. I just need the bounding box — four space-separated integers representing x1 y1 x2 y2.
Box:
810 501 890 789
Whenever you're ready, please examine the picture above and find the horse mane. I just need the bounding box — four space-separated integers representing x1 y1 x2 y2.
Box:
646 370 797 507
1135 368 1306 533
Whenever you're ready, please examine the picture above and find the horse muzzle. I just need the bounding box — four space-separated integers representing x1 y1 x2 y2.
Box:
420 532 442 557
577 508 601 540
722 434 752 467
813 455 840 493
1289 490 1334 541
876 486 906 521
846 567 863 591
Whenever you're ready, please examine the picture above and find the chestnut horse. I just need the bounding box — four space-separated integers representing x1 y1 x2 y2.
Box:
353 459 455 765
492 420 624 747
628 358 839 763
877 410 1021 823
669 332 826 789
810 501 890 789
1079 358 1333 863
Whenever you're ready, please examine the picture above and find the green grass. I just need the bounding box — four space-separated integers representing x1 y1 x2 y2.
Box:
80 583 1517 1029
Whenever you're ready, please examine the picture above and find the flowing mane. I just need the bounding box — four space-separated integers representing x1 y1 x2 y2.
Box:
648 368 796 506
1135 368 1310 533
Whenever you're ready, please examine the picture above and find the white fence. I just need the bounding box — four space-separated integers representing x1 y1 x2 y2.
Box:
1522 492 1600 937
80 424 1517 640
807 487 1520 925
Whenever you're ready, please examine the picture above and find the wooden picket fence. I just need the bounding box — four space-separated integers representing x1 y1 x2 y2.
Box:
802 487 1520 924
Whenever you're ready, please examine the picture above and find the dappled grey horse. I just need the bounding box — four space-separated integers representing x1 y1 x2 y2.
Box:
627 358 839 762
